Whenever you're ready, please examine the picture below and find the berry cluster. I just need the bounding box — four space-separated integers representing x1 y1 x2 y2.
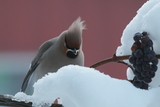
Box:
129 32 158 89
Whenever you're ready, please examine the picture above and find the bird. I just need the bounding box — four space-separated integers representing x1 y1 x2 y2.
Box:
20 17 86 92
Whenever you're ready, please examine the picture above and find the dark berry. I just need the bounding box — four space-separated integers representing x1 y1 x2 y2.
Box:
143 54 153 62
150 65 158 72
134 49 143 58
142 32 148 36
135 64 142 72
133 70 140 76
151 57 158 65
147 71 155 78
143 46 151 54
142 63 151 71
146 40 153 47
141 71 148 77
137 75 144 81
136 58 143 65
143 77 152 83
141 82 149 90
133 33 142 42
130 32 157 90
129 56 136 64
133 80 142 88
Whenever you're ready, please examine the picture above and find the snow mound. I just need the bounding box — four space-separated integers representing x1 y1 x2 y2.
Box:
14 65 160 107
116 0 160 87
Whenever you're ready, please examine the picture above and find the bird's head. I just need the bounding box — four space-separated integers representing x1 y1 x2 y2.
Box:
64 17 86 59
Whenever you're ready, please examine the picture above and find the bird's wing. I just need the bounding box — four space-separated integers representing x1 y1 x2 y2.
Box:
21 40 53 92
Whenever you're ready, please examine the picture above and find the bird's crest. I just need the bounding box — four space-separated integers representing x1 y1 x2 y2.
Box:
68 17 86 35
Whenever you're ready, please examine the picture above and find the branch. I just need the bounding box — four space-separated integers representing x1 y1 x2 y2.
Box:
90 54 130 68
90 54 160 68
0 94 63 107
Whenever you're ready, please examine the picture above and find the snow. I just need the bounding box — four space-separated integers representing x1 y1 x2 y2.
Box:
13 0 160 106
116 0 160 88
126 67 134 80
14 65 160 107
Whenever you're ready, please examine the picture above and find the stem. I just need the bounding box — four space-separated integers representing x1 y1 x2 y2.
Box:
90 54 130 68
90 54 160 68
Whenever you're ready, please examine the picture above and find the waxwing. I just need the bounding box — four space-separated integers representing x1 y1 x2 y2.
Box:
21 17 85 92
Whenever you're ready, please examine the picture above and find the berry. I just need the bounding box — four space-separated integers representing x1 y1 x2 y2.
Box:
146 40 153 47
150 65 158 72
141 71 148 77
136 58 143 65
142 32 148 36
134 41 141 46
133 80 142 88
143 46 151 54
135 64 142 72
142 63 151 71
150 50 156 57
147 71 155 78
143 77 152 83
137 75 144 81
133 70 140 76
143 54 153 62
141 82 149 90
134 49 143 58
133 33 142 42
130 32 158 90
129 56 136 64
151 57 158 65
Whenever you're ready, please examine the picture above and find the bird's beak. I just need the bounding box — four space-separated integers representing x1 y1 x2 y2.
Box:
73 48 79 55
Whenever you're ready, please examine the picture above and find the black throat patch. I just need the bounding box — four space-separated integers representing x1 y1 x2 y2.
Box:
66 49 78 59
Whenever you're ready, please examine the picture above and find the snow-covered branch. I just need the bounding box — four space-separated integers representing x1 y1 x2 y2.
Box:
0 94 63 107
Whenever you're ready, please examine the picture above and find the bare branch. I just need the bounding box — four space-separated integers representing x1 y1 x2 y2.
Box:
90 54 130 68
90 54 160 68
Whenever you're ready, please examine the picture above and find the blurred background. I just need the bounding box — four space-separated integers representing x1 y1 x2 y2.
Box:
0 0 147 95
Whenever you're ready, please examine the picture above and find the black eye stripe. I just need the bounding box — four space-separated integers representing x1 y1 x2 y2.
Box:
64 38 72 49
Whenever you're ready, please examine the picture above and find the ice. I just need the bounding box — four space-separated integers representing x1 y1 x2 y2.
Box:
14 65 160 107
116 0 160 87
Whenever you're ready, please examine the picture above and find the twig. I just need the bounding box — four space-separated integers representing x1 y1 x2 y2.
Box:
0 94 63 107
90 54 160 68
90 54 130 68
